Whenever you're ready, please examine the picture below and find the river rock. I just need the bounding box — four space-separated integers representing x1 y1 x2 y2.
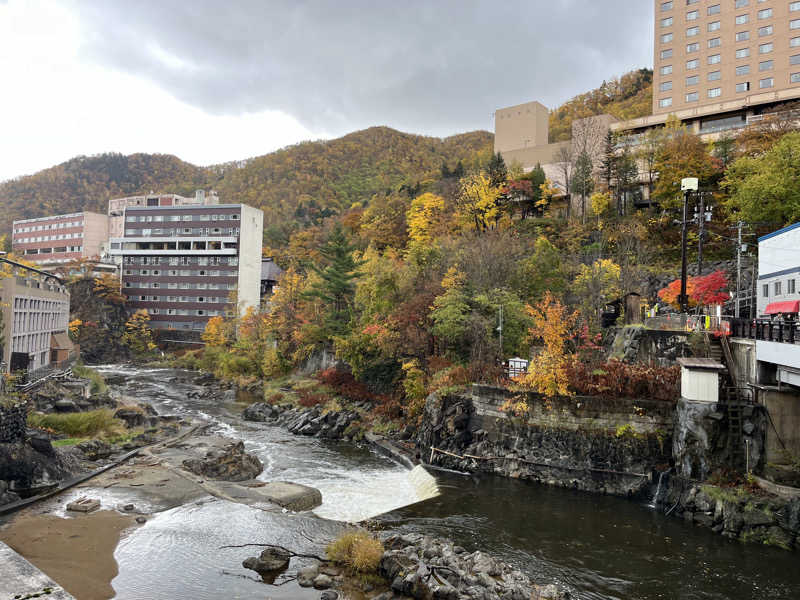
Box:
319 591 338 600
0 480 21 505
77 439 114 460
313 573 333 589
181 440 263 481
297 565 319 587
242 402 276 422
242 546 291 574
114 407 147 428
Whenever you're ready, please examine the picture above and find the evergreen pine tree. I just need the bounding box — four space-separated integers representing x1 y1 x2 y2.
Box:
303 225 363 338
487 152 508 188
571 151 595 223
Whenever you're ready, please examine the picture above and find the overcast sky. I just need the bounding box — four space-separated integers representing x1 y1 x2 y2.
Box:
0 0 653 182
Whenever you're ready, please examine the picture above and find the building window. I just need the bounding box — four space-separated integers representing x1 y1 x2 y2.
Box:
707 4 720 15
792 72 800 83
708 87 722 98
660 64 673 75
708 37 721 48
662 32 674 43
662 1 673 9
736 47 750 58
708 70 721 81
789 279 797 294
686 74 699 85
659 97 673 108
759 42 773 54
763 284 769 297
686 91 699 102
687 10 698 20
759 25 773 37
659 81 673 92
736 64 751 75
792 1 800 11
736 0 749 7
758 8 772 19
736 81 751 92
687 25 699 36
687 58 699 69
708 54 721 64
760 76 774 88
687 42 699 53
708 21 721 32
775 281 782 296
792 19 800 30
792 54 800 65
736 14 749 25
759 59 773 71
792 37 800 47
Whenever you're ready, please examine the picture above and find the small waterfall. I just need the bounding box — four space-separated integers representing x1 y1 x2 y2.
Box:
648 470 668 509
408 465 441 502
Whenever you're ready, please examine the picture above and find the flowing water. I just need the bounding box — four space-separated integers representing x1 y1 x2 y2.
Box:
97 366 800 600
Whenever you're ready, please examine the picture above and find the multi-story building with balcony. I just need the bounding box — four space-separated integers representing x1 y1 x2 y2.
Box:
108 190 218 238
108 203 263 332
0 258 74 375
11 212 109 267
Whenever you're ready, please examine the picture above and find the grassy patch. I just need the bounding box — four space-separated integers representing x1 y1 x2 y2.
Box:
71 363 108 395
28 409 122 438
51 437 87 447
327 530 384 574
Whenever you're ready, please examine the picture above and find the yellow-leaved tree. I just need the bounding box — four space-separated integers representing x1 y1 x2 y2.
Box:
202 316 228 347
572 258 621 328
516 292 578 399
122 309 157 356
455 173 502 232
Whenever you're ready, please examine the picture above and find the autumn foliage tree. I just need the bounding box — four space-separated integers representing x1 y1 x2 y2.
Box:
657 270 730 309
122 310 157 356
516 293 579 398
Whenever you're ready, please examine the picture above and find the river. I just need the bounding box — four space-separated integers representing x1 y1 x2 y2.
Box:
97 366 800 600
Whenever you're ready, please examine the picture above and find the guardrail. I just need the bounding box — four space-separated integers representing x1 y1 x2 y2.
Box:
644 314 800 345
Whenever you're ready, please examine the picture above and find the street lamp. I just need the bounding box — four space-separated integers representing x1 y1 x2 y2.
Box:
679 177 699 314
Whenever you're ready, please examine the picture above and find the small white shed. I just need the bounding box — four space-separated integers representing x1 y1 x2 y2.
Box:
677 357 725 403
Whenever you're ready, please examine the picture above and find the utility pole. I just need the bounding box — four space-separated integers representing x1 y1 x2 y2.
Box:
736 221 743 318
678 178 699 313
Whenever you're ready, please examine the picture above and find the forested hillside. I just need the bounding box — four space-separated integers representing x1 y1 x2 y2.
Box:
0 154 210 232
549 68 653 142
0 127 493 235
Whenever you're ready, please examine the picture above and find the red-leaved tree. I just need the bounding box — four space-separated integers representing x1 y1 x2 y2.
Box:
658 270 730 309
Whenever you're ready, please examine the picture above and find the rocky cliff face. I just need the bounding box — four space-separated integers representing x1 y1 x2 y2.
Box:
415 386 674 497
68 277 129 363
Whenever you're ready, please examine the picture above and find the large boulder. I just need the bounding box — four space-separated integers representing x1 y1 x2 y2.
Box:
242 402 276 422
182 440 262 481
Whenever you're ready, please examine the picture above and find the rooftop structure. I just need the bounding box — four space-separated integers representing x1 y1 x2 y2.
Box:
108 203 263 332
108 190 218 238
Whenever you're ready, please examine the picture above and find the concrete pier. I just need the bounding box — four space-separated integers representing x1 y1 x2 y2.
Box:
0 541 74 599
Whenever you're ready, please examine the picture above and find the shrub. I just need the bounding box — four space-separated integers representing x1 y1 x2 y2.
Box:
316 369 377 403
28 409 121 438
297 390 329 407
71 363 108 395
266 393 284 405
566 360 680 402
326 530 384 573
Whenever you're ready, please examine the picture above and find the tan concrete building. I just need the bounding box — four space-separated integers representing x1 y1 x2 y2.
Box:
12 212 109 267
494 101 550 154
652 0 800 120
0 260 73 375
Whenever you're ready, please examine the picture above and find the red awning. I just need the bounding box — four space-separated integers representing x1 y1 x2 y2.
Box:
765 301 800 315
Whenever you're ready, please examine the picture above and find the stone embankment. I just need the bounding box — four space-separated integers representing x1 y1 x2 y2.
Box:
415 385 674 497
655 473 800 550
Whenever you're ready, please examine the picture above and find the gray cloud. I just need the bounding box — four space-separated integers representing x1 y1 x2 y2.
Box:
69 0 653 137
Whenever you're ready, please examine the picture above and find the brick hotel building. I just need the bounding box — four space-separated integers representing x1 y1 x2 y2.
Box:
11 212 109 266
108 203 263 331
